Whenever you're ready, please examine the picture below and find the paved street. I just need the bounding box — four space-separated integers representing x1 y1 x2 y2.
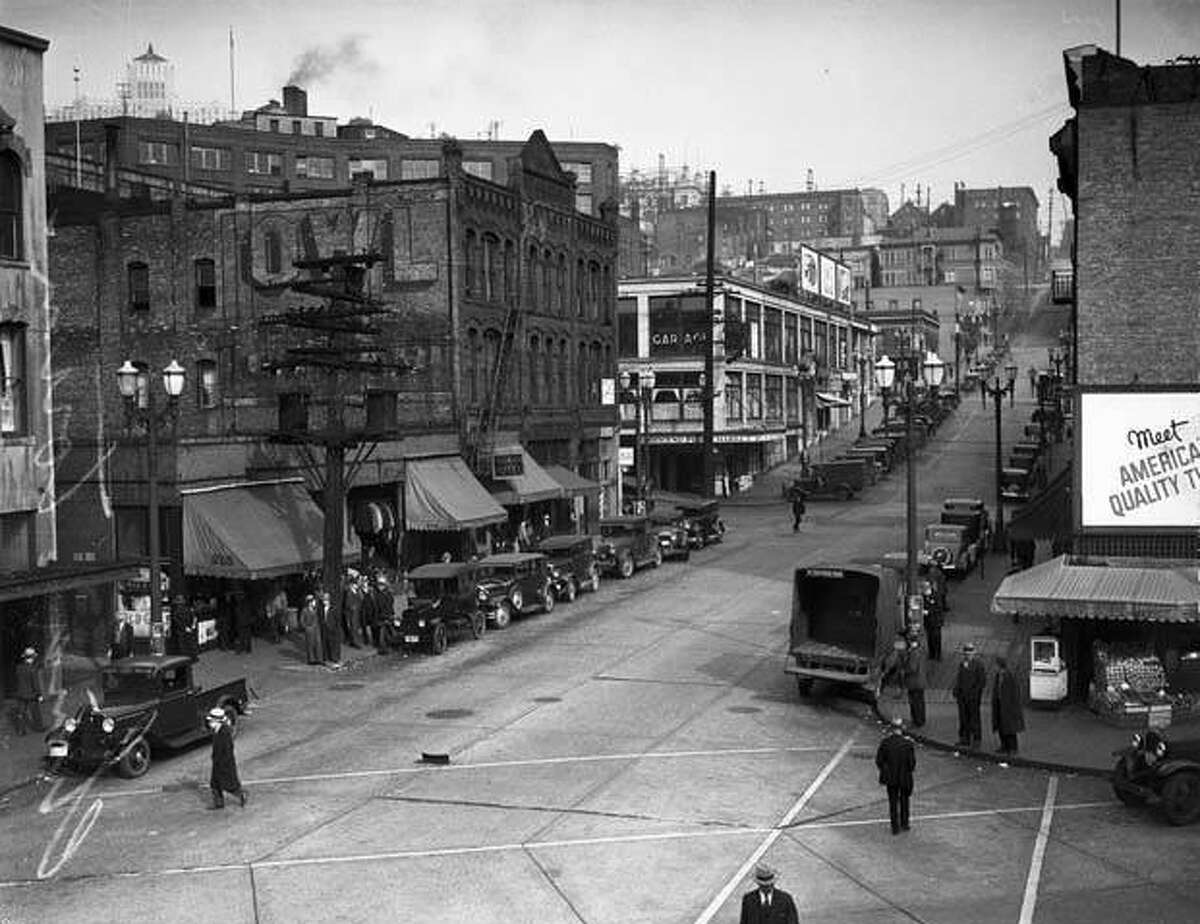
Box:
2 332 1199 924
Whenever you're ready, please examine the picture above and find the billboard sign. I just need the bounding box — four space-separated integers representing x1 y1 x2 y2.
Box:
836 264 852 306
1078 389 1200 529
800 247 819 295
819 254 836 301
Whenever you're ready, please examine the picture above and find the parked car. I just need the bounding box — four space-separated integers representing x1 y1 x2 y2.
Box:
536 534 601 601
941 498 991 549
790 458 870 501
1113 729 1200 825
595 516 662 578
474 552 555 628
387 562 486 654
44 655 249 779
677 500 725 548
1001 466 1034 503
922 523 978 576
648 508 692 561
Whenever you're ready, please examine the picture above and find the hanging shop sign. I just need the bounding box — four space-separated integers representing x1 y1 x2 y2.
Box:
819 254 836 301
1078 388 1200 530
492 452 525 479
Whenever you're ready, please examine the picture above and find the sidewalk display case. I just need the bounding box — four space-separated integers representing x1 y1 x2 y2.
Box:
1029 635 1068 704
1088 640 1199 727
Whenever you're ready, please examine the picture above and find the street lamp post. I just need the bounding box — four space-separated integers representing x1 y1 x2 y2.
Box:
117 359 186 657
982 361 1019 552
953 308 961 397
796 357 815 473
856 352 868 440
619 368 655 513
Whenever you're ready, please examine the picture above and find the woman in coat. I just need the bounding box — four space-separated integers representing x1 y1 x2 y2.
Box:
300 593 324 665
991 655 1025 755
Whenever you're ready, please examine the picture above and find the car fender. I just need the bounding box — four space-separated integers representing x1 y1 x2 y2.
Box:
1155 758 1200 780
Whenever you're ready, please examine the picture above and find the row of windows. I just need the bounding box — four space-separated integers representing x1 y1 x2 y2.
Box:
462 329 611 408
723 372 801 423
127 259 216 312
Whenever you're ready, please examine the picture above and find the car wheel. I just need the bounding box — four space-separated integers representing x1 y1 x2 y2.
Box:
564 579 578 602
430 622 448 656
618 555 635 579
492 602 512 630
589 569 601 593
509 588 524 613
117 738 151 779
652 547 663 568
542 585 555 613
470 611 486 640
1111 758 1146 806
1161 770 1200 826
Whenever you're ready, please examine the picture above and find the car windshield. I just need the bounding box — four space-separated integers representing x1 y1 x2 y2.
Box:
601 525 635 538
477 565 516 579
411 579 451 598
101 671 161 702
926 527 961 543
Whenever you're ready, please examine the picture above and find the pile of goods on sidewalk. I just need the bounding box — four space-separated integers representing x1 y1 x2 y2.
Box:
1088 641 1199 727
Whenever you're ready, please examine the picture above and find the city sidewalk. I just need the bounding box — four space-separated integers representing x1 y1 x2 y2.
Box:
0 634 382 800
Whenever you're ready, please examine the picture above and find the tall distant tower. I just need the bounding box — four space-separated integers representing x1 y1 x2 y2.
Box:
125 44 175 117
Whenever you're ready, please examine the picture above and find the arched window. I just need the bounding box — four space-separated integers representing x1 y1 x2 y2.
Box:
526 244 539 308
466 329 480 405
557 254 567 315
558 339 569 405
542 248 554 312
464 230 477 298
127 262 150 312
484 233 501 302
588 261 601 319
264 229 283 275
602 264 613 323
528 335 540 404
0 323 27 435
0 152 22 261
590 341 603 403
484 329 502 400
504 240 516 305
577 341 588 405
575 258 586 316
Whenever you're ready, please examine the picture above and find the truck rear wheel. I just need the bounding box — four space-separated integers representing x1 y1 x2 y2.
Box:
1161 770 1200 826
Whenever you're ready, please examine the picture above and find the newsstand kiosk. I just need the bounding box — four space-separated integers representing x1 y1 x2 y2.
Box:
1030 635 1069 706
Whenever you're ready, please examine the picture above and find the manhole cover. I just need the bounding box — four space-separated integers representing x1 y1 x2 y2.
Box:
329 682 366 691
532 696 562 703
425 708 475 719
727 705 762 714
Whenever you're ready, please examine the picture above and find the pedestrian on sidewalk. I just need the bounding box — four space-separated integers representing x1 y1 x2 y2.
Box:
788 483 807 533
877 633 908 707
953 643 987 749
903 630 927 728
370 575 395 653
1028 366 1038 397
342 569 363 648
206 707 246 810
13 647 42 735
320 589 341 663
300 593 325 665
739 863 798 924
991 655 1025 756
875 716 916 835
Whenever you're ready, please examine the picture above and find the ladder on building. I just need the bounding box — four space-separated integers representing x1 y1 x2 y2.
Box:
472 297 521 476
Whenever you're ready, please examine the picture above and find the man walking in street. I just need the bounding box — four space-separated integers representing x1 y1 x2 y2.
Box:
786 480 807 533
13 647 42 735
953 642 987 749
206 707 246 810
923 566 945 661
903 629 927 728
739 863 799 924
991 655 1026 756
875 716 916 835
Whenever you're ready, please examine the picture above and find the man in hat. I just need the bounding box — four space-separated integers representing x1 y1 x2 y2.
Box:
13 647 42 735
903 629 927 728
953 642 987 749
206 707 246 810
876 716 916 835
739 862 799 924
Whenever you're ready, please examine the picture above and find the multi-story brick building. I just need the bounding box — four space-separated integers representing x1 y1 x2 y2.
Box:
49 132 619 606
652 204 770 274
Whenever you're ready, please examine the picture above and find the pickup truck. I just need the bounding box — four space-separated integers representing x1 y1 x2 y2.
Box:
790 458 870 501
44 655 250 778
787 563 904 696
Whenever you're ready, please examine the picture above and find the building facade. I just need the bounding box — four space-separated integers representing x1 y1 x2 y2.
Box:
617 276 876 498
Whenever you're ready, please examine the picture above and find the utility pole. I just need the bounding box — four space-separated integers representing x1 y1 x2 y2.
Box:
702 170 717 498
73 65 81 187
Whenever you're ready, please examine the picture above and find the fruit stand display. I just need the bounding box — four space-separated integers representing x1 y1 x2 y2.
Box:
1088 641 1200 727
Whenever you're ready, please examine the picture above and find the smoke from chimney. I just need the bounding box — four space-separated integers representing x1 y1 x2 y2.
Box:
286 35 380 88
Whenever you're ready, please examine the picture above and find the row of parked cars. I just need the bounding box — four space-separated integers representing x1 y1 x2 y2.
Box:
386 502 726 655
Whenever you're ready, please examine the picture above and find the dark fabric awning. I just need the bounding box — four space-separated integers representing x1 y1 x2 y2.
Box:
991 555 1200 623
488 448 564 506
1007 465 1072 542
0 561 143 603
544 464 600 498
405 456 507 532
183 481 358 580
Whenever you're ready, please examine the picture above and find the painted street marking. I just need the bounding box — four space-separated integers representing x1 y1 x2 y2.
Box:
1019 775 1058 924
692 733 857 924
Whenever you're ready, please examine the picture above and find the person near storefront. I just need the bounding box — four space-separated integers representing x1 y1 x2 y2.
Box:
300 593 325 665
991 655 1025 756
903 630 927 728
369 575 394 653
13 647 42 735
319 590 341 663
342 569 365 648
953 643 987 749
171 596 199 658
875 716 916 835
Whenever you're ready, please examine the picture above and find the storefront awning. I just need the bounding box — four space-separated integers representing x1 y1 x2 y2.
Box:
545 464 600 498
406 456 507 532
991 555 1200 623
488 448 564 506
0 561 143 604
1007 465 1072 542
816 391 852 408
183 481 358 580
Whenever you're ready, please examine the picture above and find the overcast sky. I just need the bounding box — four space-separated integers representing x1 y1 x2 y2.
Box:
9 0 1200 232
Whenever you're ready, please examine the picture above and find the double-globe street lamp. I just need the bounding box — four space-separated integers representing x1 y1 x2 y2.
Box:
873 348 945 629
619 368 655 514
981 361 1019 552
117 359 186 656
795 356 816 471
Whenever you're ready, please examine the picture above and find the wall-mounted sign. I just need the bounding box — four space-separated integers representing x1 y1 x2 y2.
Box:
618 446 635 467
819 254 836 300
800 247 819 294
1078 389 1200 529
836 264 852 306
648 294 710 355
492 452 525 479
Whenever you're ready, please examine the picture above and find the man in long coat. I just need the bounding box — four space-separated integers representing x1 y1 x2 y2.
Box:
207 707 246 809
320 589 341 663
342 570 364 648
14 647 41 735
875 716 916 835
952 643 987 749
300 594 324 665
903 632 927 728
992 655 1026 755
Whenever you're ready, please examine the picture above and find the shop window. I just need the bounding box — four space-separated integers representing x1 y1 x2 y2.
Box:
196 359 218 408
194 258 216 309
0 323 27 435
0 510 33 571
725 372 743 423
747 374 763 419
0 151 23 261
128 262 150 312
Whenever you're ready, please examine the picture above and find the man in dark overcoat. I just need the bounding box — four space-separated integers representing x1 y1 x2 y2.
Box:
13 647 42 735
739 863 799 924
342 570 364 648
903 632 927 728
875 716 916 835
206 707 246 809
370 576 394 653
991 655 1025 755
953 643 987 748
320 590 341 663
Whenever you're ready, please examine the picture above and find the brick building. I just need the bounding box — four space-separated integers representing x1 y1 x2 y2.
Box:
49 132 619 606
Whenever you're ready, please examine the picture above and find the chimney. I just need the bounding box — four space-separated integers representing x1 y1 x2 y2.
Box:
282 85 308 117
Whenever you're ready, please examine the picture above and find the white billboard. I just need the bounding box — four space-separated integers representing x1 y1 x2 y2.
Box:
819 254 836 300
1078 390 1200 529
836 264 852 306
800 247 819 294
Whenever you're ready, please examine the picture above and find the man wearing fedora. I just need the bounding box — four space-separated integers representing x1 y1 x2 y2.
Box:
207 707 246 810
739 863 799 924
875 716 917 835
953 642 987 749
13 647 42 735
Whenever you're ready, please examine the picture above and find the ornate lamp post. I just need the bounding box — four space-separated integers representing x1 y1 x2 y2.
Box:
619 368 655 513
117 358 186 656
855 352 869 439
874 354 895 426
982 361 1019 551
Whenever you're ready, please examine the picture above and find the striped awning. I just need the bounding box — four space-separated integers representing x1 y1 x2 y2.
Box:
488 448 564 506
991 555 1200 623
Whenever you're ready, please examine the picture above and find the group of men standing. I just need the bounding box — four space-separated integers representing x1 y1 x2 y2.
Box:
952 644 1025 755
299 570 398 666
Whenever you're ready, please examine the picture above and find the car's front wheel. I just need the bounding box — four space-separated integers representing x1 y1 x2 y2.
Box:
509 588 525 613
1161 770 1200 826
618 555 635 579
117 738 151 779
542 585 555 613
563 578 578 602
492 602 512 629
430 622 448 655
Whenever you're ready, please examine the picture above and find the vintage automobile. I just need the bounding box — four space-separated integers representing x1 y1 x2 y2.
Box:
649 508 692 561
1112 729 1200 826
1000 466 1034 503
474 552 555 628
789 458 870 501
44 655 249 779
387 562 486 654
678 501 725 548
595 516 662 578
922 523 978 576
536 534 601 601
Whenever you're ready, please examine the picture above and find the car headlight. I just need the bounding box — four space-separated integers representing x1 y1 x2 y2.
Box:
64 718 78 733
417 619 426 628
101 717 115 734
477 588 487 601
1131 733 1143 748
1155 740 1168 757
